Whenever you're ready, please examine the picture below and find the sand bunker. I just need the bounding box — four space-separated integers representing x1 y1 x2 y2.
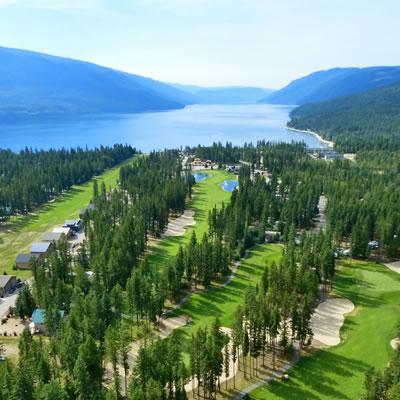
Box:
310 297 354 346
157 316 187 339
391 338 400 350
185 327 238 393
163 210 196 237
384 261 400 275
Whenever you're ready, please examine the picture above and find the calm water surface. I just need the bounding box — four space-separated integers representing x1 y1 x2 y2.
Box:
192 173 211 182
219 180 239 192
0 104 325 152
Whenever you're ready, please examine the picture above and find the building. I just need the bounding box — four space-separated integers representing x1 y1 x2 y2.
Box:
42 232 64 244
0 275 17 297
191 158 205 167
63 219 82 232
15 253 41 269
30 242 53 261
52 227 72 239
79 203 95 219
30 309 65 334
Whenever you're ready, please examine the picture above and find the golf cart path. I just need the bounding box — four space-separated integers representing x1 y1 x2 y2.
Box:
384 261 400 275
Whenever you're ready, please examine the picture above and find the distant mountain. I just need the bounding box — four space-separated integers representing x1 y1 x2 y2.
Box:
288 82 400 152
0 46 195 119
261 66 400 105
171 83 274 104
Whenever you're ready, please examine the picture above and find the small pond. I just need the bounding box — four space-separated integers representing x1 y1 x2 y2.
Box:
219 180 239 192
193 172 211 182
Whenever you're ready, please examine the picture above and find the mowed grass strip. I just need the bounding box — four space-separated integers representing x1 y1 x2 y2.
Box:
147 169 235 271
250 260 400 400
0 161 132 279
169 245 283 359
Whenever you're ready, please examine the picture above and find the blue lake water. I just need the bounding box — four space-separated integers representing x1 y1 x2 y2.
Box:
0 104 326 152
219 180 239 192
192 172 211 182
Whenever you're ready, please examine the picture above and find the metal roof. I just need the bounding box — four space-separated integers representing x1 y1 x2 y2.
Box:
30 242 51 253
16 253 40 264
0 275 16 288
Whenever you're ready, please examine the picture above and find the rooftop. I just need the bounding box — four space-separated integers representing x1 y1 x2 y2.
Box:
0 275 16 288
16 253 40 264
52 227 71 234
32 309 65 324
30 242 52 253
42 232 64 241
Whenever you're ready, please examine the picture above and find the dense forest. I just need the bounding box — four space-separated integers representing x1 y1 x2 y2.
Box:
288 82 400 152
0 144 136 217
0 141 398 399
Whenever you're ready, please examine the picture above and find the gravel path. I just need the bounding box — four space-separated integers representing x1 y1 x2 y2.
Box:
164 247 254 315
232 347 300 399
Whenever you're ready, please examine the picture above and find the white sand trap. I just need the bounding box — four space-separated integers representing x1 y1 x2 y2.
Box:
185 327 238 393
310 297 354 346
391 338 400 350
384 261 400 275
163 210 196 237
157 316 187 339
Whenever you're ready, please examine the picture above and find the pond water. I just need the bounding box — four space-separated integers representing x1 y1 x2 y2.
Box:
219 180 239 192
192 172 211 182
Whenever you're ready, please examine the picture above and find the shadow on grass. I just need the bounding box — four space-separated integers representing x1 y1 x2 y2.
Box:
263 351 369 400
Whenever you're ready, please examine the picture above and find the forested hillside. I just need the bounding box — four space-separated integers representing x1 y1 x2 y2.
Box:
0 144 136 217
261 66 400 105
288 83 400 152
0 46 194 120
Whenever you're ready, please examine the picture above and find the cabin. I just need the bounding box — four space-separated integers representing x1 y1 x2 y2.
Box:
30 309 65 335
15 253 41 269
63 219 82 232
42 232 64 244
30 242 53 262
79 203 95 219
0 275 17 297
52 227 72 239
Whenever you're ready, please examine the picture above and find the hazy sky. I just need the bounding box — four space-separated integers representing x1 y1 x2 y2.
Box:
0 0 399 88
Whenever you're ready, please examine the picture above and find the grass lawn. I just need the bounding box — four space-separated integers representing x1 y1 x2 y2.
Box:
0 159 133 279
147 169 235 271
169 244 283 359
250 259 400 400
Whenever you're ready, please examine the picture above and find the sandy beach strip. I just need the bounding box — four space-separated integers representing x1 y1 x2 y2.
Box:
285 126 335 148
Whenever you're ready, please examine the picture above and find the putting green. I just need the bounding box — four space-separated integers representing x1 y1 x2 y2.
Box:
249 260 400 399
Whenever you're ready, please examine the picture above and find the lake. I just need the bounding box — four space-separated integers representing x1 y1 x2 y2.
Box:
0 104 326 152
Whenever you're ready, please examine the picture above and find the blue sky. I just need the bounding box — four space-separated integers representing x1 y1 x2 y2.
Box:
0 0 399 88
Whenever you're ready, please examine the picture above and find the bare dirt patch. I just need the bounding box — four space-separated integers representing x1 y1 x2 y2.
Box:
163 210 196 237
310 297 354 346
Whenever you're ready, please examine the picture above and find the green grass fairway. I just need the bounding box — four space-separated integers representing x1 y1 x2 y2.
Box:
169 245 283 356
250 260 400 400
0 161 131 279
147 169 235 271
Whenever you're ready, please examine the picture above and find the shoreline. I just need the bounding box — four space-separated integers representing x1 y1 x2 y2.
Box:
285 125 335 149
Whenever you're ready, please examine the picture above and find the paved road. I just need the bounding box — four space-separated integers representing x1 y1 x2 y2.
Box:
232 347 300 399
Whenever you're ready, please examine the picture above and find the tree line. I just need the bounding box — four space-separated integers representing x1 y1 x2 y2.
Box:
0 144 136 218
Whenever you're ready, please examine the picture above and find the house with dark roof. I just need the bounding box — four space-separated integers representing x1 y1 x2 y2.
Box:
15 253 41 269
0 275 17 297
